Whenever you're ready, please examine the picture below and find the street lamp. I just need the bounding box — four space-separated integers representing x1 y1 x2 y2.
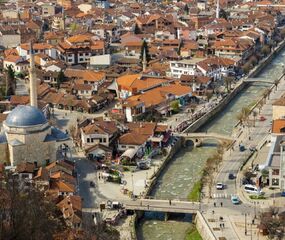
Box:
245 213 247 235
131 174 134 197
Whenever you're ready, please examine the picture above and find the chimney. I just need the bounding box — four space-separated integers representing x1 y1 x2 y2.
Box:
29 42 38 108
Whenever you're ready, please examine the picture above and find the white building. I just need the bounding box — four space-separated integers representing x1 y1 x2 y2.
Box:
170 59 203 78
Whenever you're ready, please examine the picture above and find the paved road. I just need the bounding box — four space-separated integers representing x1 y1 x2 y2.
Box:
213 82 284 199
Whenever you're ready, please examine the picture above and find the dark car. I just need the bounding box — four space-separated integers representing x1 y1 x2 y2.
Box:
228 173 235 180
281 192 285 197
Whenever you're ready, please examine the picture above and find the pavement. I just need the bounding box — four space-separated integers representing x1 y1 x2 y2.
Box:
201 77 285 239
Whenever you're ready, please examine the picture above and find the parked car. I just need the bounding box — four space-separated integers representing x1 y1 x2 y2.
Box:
228 173 235 180
231 195 240 205
90 181 95 187
260 116 266 121
239 144 245 152
281 192 285 197
216 183 224 190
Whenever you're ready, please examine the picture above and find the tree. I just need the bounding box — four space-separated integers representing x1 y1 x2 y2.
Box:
70 22 78 32
257 101 263 114
274 79 279 90
205 91 213 102
170 100 180 113
223 76 234 92
261 45 271 56
56 70 65 89
219 9 229 20
140 40 151 63
252 110 258 127
249 55 258 66
242 62 251 74
280 28 285 39
0 172 67 240
5 65 15 96
134 23 141 34
184 4 189 15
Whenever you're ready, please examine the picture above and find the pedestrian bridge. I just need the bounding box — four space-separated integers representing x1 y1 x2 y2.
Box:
121 199 200 214
243 78 274 84
174 132 234 146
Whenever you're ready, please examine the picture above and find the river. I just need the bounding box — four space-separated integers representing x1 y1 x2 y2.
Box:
137 50 285 240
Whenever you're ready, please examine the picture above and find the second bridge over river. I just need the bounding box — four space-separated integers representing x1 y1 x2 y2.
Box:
174 132 234 146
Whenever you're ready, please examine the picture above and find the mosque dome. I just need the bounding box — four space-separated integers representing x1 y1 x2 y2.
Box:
5 105 47 127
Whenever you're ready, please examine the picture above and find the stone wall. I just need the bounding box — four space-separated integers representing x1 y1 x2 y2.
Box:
195 211 217 240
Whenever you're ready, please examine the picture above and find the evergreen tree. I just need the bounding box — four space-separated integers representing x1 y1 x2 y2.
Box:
134 23 141 34
140 40 151 63
177 40 183 56
5 65 15 96
184 4 189 15
56 70 65 89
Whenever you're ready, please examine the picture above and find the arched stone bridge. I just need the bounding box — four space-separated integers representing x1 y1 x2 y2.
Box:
174 132 234 146
243 78 274 84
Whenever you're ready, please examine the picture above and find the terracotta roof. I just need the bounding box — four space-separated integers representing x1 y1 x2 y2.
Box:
273 97 285 106
119 132 149 145
0 114 7 124
10 95 30 105
82 120 118 135
51 180 75 193
65 69 105 82
272 119 285 134
16 162 35 173
20 42 53 51
117 74 170 92
4 55 23 63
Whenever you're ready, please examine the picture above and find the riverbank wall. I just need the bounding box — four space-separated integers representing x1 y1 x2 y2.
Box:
146 138 182 196
195 211 217 240
184 39 285 133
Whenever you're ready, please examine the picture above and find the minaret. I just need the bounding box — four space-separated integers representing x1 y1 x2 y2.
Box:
216 0 220 19
29 42 37 108
142 47 147 72
62 7 65 30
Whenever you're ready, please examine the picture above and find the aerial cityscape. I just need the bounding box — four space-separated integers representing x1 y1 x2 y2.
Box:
1 0 285 239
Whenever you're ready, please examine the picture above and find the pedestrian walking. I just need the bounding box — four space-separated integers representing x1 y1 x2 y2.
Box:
214 202 216 207
220 202 223 207
249 136 251 141
212 210 215 215
169 200 172 205
140 201 142 206
147 205 149 210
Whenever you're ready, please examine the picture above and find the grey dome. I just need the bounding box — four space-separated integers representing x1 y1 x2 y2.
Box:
5 105 47 127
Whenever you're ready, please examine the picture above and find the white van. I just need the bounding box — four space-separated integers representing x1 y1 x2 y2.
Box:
244 184 264 195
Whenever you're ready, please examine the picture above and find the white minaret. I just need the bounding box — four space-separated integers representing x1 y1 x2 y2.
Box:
216 0 220 19
142 47 147 72
29 42 37 108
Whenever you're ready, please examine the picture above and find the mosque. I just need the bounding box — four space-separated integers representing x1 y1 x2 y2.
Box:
0 44 70 167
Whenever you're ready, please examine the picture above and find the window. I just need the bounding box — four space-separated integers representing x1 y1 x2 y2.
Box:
87 138 90 143
79 58 84 61
79 53 83 56
103 138 106 143
272 169 280 175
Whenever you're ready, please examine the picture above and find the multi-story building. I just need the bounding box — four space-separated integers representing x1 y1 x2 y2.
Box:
57 34 105 65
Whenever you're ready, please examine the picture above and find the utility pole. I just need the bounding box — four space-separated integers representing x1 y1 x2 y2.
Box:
245 213 247 235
